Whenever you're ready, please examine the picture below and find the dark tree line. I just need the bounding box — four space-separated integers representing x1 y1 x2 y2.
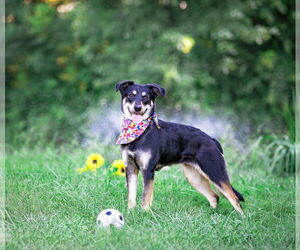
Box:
6 0 295 145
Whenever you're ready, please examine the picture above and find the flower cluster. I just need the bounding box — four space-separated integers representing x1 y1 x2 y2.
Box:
76 153 126 177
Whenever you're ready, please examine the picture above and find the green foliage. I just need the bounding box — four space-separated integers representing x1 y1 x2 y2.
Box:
265 136 295 175
235 136 295 176
5 0 295 145
27 3 56 33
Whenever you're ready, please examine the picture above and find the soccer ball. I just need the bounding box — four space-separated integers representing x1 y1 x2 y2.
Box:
96 209 125 228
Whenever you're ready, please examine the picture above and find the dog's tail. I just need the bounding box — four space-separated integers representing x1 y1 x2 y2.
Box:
231 186 245 202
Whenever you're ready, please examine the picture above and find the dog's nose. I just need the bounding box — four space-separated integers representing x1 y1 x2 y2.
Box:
134 105 142 112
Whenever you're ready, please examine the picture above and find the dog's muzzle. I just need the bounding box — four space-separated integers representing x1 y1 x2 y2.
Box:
134 104 142 112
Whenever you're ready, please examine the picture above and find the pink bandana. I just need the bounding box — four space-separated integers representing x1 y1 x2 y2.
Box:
116 113 160 144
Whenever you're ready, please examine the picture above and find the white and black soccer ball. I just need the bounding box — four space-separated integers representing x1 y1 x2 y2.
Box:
96 209 125 228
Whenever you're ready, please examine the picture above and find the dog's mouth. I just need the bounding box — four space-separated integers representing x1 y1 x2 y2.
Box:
128 107 148 123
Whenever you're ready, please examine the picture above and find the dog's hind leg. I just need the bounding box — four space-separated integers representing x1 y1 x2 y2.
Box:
196 148 244 215
216 181 244 215
182 164 219 209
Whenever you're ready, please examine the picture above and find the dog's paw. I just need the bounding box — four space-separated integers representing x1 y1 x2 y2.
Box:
128 201 136 209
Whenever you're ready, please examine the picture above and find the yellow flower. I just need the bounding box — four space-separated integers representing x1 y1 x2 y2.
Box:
85 153 105 170
110 160 126 176
42 0 62 3
178 35 195 54
76 153 105 174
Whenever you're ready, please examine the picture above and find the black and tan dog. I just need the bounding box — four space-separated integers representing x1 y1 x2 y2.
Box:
116 80 244 215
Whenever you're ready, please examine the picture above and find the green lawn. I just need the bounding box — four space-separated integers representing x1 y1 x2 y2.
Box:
5 147 295 249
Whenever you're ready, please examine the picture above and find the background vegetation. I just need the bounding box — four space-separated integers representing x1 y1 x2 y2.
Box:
6 0 295 145
5 0 295 249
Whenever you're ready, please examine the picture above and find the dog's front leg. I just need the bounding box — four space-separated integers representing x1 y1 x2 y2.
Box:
141 169 155 210
126 164 139 209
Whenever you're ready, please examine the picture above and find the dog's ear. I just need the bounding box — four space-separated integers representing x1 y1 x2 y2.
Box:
147 83 166 97
115 80 135 93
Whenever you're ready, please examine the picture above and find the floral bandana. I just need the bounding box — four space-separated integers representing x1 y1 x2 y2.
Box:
116 112 160 144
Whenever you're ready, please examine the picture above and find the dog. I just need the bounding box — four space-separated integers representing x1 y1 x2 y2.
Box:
116 80 244 215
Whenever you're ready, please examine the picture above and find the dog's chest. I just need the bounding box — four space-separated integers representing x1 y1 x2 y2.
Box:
121 145 137 160
121 145 167 171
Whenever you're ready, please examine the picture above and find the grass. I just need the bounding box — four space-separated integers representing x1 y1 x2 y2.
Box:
5 146 295 249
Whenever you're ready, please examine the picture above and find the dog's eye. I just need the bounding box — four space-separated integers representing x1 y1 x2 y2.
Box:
143 96 149 100
128 93 135 98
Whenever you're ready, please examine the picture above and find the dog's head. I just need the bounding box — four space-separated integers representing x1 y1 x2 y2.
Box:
116 80 166 123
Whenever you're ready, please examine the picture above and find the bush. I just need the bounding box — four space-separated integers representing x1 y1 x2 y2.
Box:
238 136 295 176
5 0 295 145
265 136 295 175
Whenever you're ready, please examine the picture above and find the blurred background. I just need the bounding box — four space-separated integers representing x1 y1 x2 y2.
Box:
5 0 295 173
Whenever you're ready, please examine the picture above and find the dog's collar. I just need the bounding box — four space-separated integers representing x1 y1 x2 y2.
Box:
116 112 160 145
